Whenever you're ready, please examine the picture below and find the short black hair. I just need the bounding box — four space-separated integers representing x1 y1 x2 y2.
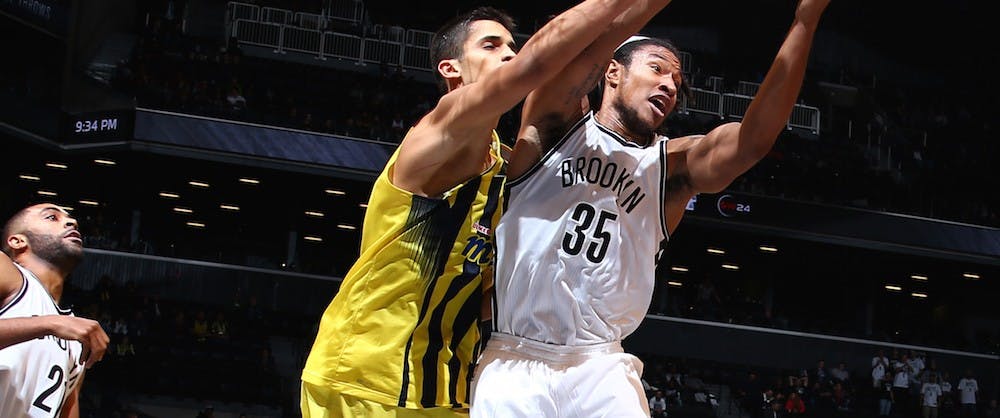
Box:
429 7 516 93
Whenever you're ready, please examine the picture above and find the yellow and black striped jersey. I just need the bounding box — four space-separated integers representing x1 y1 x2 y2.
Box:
302 132 506 409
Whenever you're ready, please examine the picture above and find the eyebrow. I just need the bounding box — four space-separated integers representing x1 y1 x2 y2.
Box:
39 206 67 216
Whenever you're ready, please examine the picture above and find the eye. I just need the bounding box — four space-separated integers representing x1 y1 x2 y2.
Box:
650 64 662 73
483 43 497 50
45 215 57 221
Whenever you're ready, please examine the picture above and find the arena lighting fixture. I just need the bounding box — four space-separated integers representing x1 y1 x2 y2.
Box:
45 162 68 170
911 292 928 298
186 221 206 228
359 203 368 208
189 181 210 188
911 275 929 281
238 178 260 185
670 266 689 272
305 211 325 218
325 189 346 195
721 264 740 270
173 207 193 214
963 273 980 280
759 245 778 253
18 174 40 181
667 281 683 287
93 159 116 166
220 204 240 211
159 192 180 199
37 190 57 196
885 285 903 291
61 207 73 212
79 200 99 206
707 248 725 255
304 236 323 242
337 224 357 230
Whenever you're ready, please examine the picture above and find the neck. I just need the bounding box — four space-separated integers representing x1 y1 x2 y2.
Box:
594 107 654 147
16 256 68 303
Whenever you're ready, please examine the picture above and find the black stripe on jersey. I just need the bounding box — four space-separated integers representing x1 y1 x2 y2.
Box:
658 140 670 241
592 118 647 149
448 273 482 407
398 176 483 407
508 113 591 187
422 263 479 407
0 274 28 317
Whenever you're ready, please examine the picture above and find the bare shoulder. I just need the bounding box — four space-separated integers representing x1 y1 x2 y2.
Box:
665 134 706 154
0 252 23 299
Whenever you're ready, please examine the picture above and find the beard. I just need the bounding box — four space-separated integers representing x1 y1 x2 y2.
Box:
610 95 657 146
23 230 84 272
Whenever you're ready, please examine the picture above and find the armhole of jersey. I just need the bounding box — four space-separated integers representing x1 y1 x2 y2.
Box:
0 267 28 316
658 140 670 243
508 113 592 188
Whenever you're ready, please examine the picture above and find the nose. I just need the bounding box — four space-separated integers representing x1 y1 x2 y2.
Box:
65 217 78 230
501 45 515 63
659 74 677 98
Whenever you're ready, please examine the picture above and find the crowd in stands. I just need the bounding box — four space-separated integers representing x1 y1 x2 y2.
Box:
110 7 998 228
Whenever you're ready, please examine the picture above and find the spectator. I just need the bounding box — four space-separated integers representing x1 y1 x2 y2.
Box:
649 390 668 418
957 370 979 417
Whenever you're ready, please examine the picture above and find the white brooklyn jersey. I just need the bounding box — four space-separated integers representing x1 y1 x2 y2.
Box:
0 264 85 418
494 112 669 346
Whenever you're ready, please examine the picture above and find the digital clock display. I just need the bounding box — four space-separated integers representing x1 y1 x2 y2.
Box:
74 118 119 133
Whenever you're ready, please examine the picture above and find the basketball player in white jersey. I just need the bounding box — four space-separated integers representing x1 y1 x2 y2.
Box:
470 0 831 416
1 203 110 418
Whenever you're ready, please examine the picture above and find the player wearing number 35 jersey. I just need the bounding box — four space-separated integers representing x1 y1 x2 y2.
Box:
493 112 668 346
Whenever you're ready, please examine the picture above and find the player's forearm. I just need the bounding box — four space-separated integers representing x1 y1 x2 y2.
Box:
0 316 55 349
517 0 638 83
738 18 819 158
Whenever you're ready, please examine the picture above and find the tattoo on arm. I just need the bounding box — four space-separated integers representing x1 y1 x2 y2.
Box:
565 63 606 106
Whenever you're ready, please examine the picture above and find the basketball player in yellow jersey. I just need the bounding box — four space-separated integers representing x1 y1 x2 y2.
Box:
301 1 651 416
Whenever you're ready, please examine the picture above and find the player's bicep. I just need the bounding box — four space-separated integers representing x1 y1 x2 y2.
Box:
0 252 23 302
684 122 747 193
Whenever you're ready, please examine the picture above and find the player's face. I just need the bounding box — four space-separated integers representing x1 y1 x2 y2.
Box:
21 204 83 266
614 45 681 135
458 20 517 85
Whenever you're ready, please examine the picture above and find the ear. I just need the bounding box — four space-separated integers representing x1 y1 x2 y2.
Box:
437 59 462 86
6 234 27 251
605 60 623 89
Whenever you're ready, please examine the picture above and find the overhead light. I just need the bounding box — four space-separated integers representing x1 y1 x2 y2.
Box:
239 178 260 185
667 281 683 287
94 159 116 166
911 292 928 298
759 245 778 253
337 224 357 230
911 275 928 281
325 189 346 195
189 181 210 188
220 204 240 211
721 263 740 270
159 192 180 199
305 211 325 218
37 190 58 196
304 236 323 242
18 174 40 181
707 248 725 255
62 206 73 212
963 273 980 280
670 266 689 272
186 221 206 228
359 203 368 208
173 207 193 214
45 162 68 170
79 200 99 206
885 285 903 291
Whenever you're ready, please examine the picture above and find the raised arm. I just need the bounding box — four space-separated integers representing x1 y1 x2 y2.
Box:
680 0 830 194
510 0 675 178
394 0 637 197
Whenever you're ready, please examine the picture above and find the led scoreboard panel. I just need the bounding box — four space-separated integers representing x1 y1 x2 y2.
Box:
61 109 134 143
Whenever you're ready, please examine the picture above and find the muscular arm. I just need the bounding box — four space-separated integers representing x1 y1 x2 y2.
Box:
679 0 830 195
394 0 639 197
509 0 675 179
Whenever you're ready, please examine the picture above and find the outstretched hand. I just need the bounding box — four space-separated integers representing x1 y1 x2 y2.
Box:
48 315 110 369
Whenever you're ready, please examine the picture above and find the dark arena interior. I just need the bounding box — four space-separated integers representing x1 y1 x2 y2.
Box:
1 0 997 417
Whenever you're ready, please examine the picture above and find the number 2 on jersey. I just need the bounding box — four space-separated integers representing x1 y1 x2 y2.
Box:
561 202 618 263
33 364 65 416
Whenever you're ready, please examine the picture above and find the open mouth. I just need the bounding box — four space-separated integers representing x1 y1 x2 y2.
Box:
649 96 668 115
64 231 83 243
